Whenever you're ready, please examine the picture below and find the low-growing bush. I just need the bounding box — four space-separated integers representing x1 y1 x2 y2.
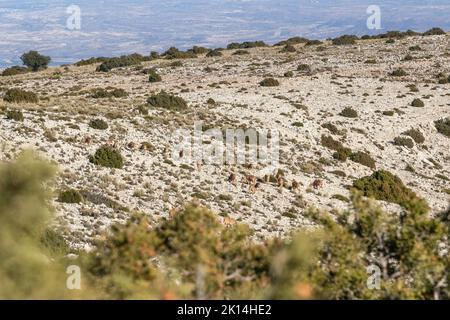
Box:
206 49 222 57
390 68 407 77
423 27 446 36
3 88 38 103
284 71 294 78
163 47 197 60
321 135 352 161
89 146 124 169
434 118 450 138
1 66 30 77
350 151 376 169
393 136 414 148
58 189 83 204
74 57 108 66
332 35 358 45
233 50 250 55
402 128 425 144
90 87 128 99
297 64 311 72
226 41 266 49
281 45 296 53
147 91 188 111
411 98 424 108
339 107 358 118
353 170 428 212
96 54 144 72
259 78 280 87
6 110 24 122
89 119 108 130
148 69 162 83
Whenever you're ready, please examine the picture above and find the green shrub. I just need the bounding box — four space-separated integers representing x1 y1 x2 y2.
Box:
3 88 38 103
233 49 250 55
6 110 24 122
350 152 376 169
96 54 144 72
227 41 266 49
274 37 309 46
411 98 424 107
90 146 124 169
409 45 422 51
353 170 428 212
393 136 414 148
297 64 311 72
390 68 407 77
383 110 395 116
339 107 358 118
188 46 209 54
423 27 446 36
259 78 279 87
206 49 222 57
90 87 128 99
305 40 322 46
281 45 296 53
402 128 425 144
321 122 344 135
207 98 216 105
1 66 30 77
148 70 162 83
58 189 83 204
147 91 188 111
284 71 294 78
332 35 358 45
434 118 450 138
89 118 108 130
74 57 109 66
163 47 197 59
333 147 352 162
321 135 352 161
20 51 51 71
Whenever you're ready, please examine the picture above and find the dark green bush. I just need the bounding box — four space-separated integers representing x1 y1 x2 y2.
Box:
6 110 24 122
58 189 83 204
20 51 51 71
163 47 197 59
435 118 450 138
423 27 446 36
3 88 38 103
206 49 222 57
1 66 30 77
333 147 352 162
411 98 424 108
74 57 108 66
147 91 188 111
96 54 144 72
274 37 308 46
393 136 414 148
332 35 358 45
390 68 408 77
233 50 250 55
339 107 358 118
353 170 428 212
281 45 296 53
350 151 376 169
259 78 279 87
402 128 425 144
89 119 108 130
90 87 128 99
148 70 162 83
227 41 266 49
284 71 294 78
305 40 322 46
89 146 124 169
188 46 209 54
321 135 352 161
297 64 311 72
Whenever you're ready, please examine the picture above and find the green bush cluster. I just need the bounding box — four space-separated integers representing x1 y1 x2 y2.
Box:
206 49 223 57
58 189 83 204
281 44 296 53
390 68 408 77
321 135 352 161
393 136 415 148
411 98 424 107
163 47 197 59
1 66 30 77
297 64 311 72
147 91 188 111
3 88 38 103
339 107 358 118
435 118 450 138
89 146 124 169
148 69 162 83
423 27 446 36
259 78 280 87
96 54 145 72
90 87 128 99
233 49 250 55
74 57 109 67
6 110 24 122
89 118 108 130
332 35 358 45
226 41 267 49
402 128 425 144
350 152 376 169
353 170 428 212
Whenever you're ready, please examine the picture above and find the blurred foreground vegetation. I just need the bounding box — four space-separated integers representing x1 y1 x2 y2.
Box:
0 152 449 299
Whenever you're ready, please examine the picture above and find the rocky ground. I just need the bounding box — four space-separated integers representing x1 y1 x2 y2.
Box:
1 34 449 250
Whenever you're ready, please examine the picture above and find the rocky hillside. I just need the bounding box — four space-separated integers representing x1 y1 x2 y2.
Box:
1 33 449 250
